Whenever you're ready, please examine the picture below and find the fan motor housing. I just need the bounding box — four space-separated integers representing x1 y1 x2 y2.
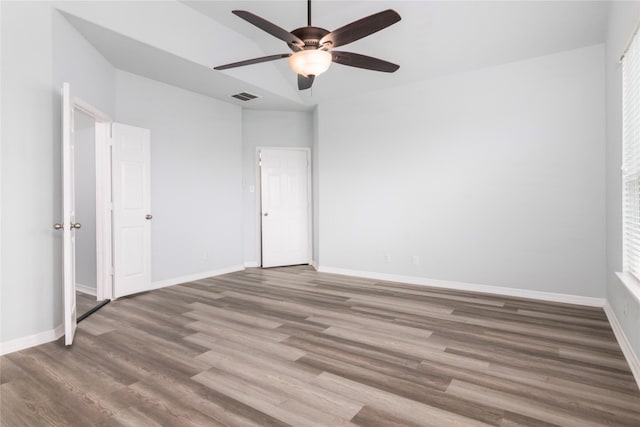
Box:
290 26 330 50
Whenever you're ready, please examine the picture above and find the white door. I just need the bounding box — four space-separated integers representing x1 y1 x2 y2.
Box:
260 148 311 268
112 123 152 298
61 83 77 345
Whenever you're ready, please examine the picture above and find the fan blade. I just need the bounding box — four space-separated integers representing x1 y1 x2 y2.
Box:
331 51 399 73
214 54 291 70
320 9 401 49
233 10 304 48
298 74 315 90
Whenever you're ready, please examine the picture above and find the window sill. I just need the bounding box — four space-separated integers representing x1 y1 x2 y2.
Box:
615 272 640 304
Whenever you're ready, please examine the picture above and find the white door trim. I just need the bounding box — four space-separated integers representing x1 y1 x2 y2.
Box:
72 98 113 302
256 147 312 267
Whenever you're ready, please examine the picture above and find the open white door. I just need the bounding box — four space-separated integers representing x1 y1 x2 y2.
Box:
61 83 77 345
260 148 311 268
112 123 152 298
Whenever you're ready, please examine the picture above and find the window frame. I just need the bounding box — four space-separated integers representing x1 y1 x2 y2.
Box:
622 25 640 282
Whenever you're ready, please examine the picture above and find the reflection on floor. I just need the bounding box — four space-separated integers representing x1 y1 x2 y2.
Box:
76 290 97 316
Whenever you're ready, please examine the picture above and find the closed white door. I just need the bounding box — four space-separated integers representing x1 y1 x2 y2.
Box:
112 123 152 298
60 83 77 345
260 148 311 268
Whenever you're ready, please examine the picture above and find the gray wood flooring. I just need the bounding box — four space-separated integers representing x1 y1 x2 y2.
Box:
1 266 639 426
77 290 98 317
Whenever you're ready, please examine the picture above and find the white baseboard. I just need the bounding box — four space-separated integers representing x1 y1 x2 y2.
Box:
150 265 245 290
316 266 636 388
0 324 64 356
604 303 640 389
244 261 260 268
316 266 606 307
0 266 246 356
76 283 97 296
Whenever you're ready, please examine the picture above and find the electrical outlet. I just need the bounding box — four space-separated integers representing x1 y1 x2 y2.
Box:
412 255 420 265
384 253 391 263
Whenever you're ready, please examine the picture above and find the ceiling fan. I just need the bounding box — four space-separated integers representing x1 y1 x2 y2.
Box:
213 0 401 90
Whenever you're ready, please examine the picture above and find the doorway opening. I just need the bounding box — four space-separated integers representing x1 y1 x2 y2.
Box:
72 100 112 321
62 83 153 345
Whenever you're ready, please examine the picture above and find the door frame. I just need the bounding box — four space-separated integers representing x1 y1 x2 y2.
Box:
255 147 312 267
72 98 113 301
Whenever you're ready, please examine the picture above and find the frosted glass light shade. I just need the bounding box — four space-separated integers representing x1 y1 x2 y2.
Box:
289 50 332 77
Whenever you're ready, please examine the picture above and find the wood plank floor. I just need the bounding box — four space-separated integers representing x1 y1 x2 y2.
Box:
77 291 99 317
1 266 639 426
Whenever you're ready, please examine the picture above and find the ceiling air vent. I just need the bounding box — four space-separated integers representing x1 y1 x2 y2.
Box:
231 92 259 102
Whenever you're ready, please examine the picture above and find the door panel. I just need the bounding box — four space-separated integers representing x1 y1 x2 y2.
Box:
260 149 310 268
62 83 77 345
122 162 144 208
112 123 152 298
122 227 144 275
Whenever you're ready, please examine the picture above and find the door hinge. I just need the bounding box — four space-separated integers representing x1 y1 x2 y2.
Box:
108 137 114 147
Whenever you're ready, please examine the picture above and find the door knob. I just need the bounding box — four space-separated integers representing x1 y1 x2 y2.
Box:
71 223 81 229
53 223 64 230
145 214 153 220
263 212 269 217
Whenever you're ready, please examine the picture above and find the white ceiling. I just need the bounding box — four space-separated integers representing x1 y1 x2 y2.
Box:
63 1 609 111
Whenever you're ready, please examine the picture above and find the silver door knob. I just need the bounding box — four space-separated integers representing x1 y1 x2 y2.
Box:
263 212 269 217
71 223 81 229
145 214 153 220
53 223 64 230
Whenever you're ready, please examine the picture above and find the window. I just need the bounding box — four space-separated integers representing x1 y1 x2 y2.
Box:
622 28 640 278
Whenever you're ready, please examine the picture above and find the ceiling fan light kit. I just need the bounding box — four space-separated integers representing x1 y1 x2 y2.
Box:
289 50 332 77
214 0 401 90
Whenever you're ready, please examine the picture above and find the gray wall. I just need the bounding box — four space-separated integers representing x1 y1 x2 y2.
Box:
2 2 57 344
605 1 640 358
115 71 243 282
317 44 606 298
241 110 313 265
74 111 97 291
1 3 115 344
2 1 637 364
1 2 245 346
